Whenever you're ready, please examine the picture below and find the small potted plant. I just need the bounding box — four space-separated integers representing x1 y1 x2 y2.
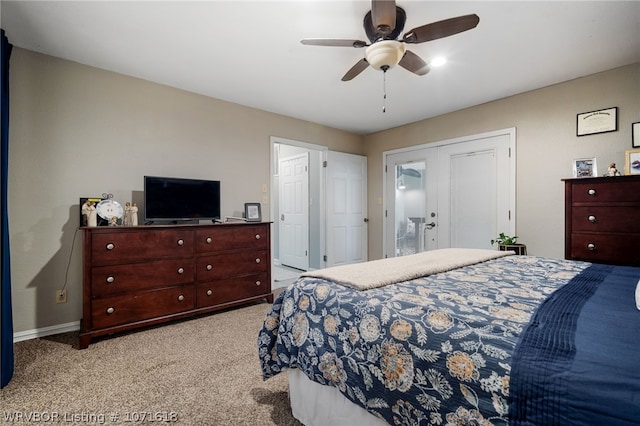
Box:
491 233 527 255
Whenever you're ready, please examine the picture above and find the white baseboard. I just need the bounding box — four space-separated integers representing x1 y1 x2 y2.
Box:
13 321 80 343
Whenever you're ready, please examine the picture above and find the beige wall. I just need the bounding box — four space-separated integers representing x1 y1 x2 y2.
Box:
8 47 639 335
8 48 364 333
363 63 640 260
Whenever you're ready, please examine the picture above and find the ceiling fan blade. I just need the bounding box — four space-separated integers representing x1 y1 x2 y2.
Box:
371 0 397 36
398 50 430 76
301 39 368 48
402 14 480 44
341 58 369 81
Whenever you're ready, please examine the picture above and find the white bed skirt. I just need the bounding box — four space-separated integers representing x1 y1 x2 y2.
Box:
288 368 389 426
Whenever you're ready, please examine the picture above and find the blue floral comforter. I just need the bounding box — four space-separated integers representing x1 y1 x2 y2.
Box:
258 255 590 425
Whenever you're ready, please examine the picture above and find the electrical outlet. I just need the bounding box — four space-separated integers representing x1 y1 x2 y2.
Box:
56 289 67 304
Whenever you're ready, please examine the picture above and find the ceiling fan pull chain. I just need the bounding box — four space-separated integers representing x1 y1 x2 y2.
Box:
382 69 387 113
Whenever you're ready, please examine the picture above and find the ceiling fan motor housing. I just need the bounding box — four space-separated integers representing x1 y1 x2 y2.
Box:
365 40 406 70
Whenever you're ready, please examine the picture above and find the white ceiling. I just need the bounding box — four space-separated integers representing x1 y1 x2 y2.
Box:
2 1 639 135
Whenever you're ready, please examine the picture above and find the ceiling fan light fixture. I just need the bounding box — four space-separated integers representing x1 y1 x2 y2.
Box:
365 40 406 70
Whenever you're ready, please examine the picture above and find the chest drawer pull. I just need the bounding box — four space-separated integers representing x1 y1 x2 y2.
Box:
106 276 115 284
106 243 115 251
587 189 596 196
106 307 115 314
177 267 185 274
255 258 261 264
177 239 184 246
587 243 596 250
588 215 596 223
256 280 261 286
255 234 261 240
206 237 212 244
206 264 213 271
177 294 185 302
206 289 213 296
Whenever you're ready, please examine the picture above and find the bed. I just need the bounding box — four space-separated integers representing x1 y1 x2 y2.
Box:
258 248 640 425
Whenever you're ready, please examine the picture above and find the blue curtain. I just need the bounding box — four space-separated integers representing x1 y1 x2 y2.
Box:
1 28 14 388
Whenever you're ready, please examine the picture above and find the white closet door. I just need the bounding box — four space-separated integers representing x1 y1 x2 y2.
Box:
326 151 367 267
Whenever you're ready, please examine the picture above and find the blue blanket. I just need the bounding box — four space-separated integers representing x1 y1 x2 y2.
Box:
509 264 640 425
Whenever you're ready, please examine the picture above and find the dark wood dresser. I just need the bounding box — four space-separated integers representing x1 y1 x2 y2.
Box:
563 176 640 266
79 222 272 348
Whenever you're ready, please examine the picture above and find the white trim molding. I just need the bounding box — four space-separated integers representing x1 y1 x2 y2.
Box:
14 321 80 343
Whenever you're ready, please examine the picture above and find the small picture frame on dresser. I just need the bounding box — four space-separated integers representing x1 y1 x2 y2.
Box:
624 149 640 175
572 158 597 178
632 122 640 148
244 203 262 222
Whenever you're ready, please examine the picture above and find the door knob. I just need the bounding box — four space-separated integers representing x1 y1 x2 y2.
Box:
425 222 436 229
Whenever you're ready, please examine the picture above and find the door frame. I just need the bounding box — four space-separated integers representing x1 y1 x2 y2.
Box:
382 128 516 256
270 136 327 273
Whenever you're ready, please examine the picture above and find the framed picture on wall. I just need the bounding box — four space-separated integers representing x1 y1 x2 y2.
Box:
633 122 640 148
576 107 617 136
572 158 597 178
624 149 640 175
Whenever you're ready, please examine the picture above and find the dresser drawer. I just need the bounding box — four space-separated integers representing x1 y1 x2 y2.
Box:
569 233 640 265
91 259 194 297
570 180 640 203
196 250 268 280
195 225 268 253
196 273 270 307
91 285 195 329
571 206 640 233
91 230 194 266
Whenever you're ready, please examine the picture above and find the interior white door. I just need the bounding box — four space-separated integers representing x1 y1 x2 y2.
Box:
279 153 309 270
385 150 438 257
437 134 512 249
384 130 514 257
326 151 367 267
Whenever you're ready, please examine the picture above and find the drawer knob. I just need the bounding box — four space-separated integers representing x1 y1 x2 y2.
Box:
206 289 213 296
106 243 115 251
106 307 115 314
255 280 261 286
255 234 261 240
588 215 596 223
177 239 184 246
206 237 212 244
255 258 261 264
587 189 596 196
177 294 185 302
587 243 596 251
177 267 185 274
206 264 213 271
106 276 115 284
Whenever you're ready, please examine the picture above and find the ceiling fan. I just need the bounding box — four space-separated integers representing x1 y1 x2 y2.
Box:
301 0 480 81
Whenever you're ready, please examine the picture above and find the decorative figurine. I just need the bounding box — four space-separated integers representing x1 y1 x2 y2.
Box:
608 162 621 176
123 202 132 226
131 203 139 226
81 200 91 226
82 200 97 227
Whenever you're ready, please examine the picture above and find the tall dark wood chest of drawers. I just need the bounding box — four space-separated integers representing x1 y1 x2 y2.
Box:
80 222 272 348
563 176 640 266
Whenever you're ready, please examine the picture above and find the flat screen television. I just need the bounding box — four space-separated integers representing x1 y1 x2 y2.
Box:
144 176 221 223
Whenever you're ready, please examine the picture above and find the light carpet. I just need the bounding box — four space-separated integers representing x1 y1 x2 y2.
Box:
0 295 302 425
